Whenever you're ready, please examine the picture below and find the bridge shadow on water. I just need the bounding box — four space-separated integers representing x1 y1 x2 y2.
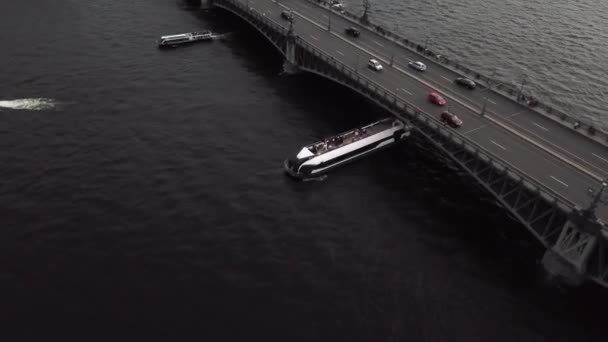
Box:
171 3 608 341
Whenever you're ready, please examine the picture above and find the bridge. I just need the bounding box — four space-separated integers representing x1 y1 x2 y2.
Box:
207 0 608 288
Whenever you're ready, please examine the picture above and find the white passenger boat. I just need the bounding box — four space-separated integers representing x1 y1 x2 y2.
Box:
157 31 214 48
284 118 410 179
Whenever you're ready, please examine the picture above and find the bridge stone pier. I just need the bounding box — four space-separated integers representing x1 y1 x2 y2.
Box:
209 0 608 289
282 15 298 74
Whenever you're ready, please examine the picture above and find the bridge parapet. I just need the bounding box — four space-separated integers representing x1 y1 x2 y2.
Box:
213 0 608 288
307 0 608 147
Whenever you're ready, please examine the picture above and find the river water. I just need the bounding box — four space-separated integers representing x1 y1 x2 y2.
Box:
0 0 606 340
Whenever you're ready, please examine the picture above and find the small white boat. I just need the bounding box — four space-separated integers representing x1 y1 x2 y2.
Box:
284 118 410 179
157 31 214 48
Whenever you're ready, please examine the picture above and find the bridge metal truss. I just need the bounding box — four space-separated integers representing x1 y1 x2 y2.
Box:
212 0 608 288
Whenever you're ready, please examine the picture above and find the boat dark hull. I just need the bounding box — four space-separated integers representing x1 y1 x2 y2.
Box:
157 37 213 49
284 130 408 180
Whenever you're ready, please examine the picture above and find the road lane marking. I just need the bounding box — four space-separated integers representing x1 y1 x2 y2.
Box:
592 153 608 164
336 50 344 56
490 140 507 150
509 109 527 118
441 76 451 82
310 34 318 40
463 125 486 135
488 99 497 105
550 175 569 187
373 40 384 47
532 121 549 131
399 88 412 95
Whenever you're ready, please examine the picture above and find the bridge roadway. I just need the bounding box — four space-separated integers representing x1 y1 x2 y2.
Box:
241 0 608 220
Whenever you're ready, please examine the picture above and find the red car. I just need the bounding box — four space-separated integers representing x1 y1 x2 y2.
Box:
428 92 446 106
441 111 463 128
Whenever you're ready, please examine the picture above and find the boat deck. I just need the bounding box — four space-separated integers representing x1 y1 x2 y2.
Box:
307 118 397 156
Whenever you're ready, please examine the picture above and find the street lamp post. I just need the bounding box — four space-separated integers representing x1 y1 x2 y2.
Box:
480 97 489 116
516 76 527 101
481 70 497 116
287 15 294 36
361 0 370 25
587 180 608 216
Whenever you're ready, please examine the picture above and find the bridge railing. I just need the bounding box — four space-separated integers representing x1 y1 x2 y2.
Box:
305 0 608 146
215 0 577 211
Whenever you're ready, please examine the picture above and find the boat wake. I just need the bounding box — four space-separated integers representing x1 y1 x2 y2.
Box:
212 32 232 40
302 174 328 182
0 98 59 111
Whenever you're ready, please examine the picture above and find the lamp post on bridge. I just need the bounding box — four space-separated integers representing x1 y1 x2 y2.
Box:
516 75 527 102
585 180 608 219
480 70 497 116
360 0 370 25
566 178 608 237
288 15 295 36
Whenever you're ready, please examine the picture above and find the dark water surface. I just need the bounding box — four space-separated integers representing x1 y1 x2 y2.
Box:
0 0 606 341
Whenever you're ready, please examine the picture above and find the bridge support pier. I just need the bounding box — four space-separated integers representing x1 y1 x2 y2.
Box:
541 217 598 286
282 20 299 75
282 38 298 74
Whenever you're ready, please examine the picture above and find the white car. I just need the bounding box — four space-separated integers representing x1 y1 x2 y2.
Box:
408 61 427 71
368 59 383 71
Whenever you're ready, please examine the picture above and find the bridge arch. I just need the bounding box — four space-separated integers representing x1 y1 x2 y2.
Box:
213 1 288 59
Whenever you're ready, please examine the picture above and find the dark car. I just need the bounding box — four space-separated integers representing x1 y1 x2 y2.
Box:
455 77 476 89
441 111 463 128
345 27 360 37
281 10 293 21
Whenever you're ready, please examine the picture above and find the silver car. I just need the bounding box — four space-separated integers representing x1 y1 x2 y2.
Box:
408 61 427 71
368 59 383 71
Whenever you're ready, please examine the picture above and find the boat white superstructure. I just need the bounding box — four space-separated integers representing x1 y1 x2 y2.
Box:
157 31 214 48
284 118 410 179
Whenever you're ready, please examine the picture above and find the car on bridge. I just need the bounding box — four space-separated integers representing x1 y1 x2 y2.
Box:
368 59 383 71
441 111 463 128
345 27 360 37
455 77 476 89
428 92 446 106
281 10 293 21
408 61 426 71
331 3 345 12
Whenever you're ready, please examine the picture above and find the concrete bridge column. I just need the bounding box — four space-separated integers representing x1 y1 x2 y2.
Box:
282 19 299 74
542 220 598 286
541 181 607 286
